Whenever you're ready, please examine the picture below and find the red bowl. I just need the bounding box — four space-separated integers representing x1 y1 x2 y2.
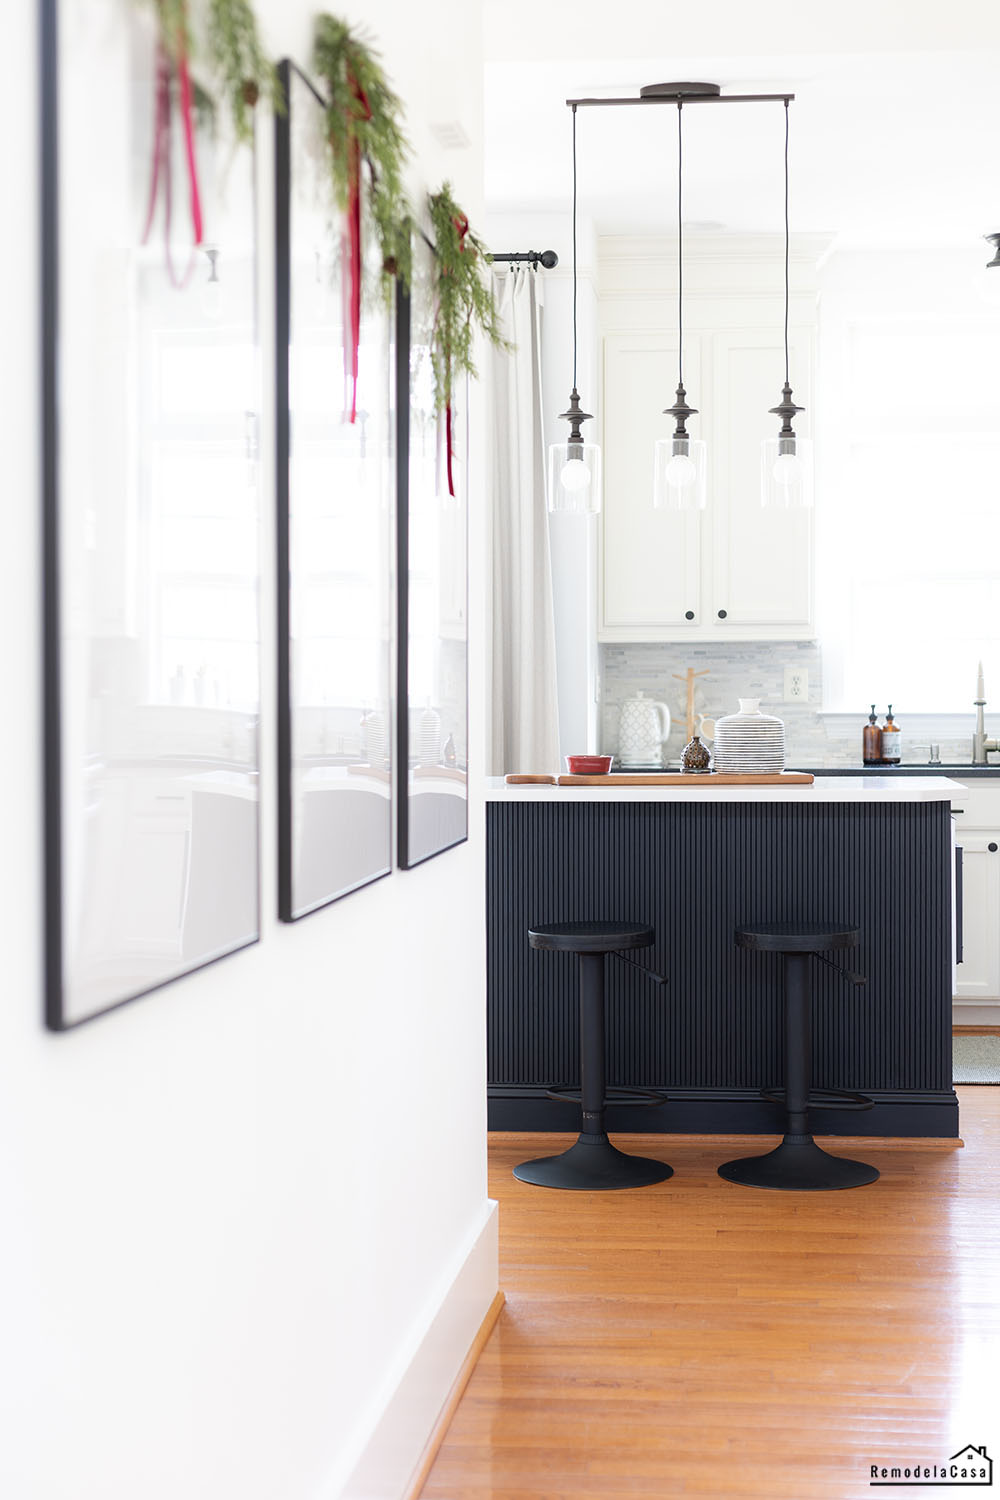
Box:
565 754 613 775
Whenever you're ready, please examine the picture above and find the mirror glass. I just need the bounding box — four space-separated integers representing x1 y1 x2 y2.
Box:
45 0 261 1027
277 63 394 918
398 234 469 866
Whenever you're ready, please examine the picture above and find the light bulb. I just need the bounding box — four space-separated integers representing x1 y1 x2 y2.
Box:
560 456 592 492
664 453 697 488
772 452 801 486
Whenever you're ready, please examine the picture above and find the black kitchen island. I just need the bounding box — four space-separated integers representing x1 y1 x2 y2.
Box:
486 776 962 1138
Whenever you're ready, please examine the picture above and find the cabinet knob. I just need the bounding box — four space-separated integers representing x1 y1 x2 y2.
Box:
990 842 998 853
684 610 695 621
717 608 728 619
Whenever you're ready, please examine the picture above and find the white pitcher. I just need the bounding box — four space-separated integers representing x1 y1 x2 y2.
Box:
618 691 671 766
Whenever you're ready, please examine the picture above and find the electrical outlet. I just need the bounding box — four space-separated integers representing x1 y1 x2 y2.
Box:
784 666 809 702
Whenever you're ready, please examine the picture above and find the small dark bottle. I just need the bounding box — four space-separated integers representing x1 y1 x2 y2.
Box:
863 705 882 766
881 705 901 765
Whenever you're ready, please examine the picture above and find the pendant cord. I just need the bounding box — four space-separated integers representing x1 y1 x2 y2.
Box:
677 101 684 387
571 103 578 391
783 97 790 386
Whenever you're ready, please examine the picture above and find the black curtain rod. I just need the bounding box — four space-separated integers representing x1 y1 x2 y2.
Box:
491 250 559 268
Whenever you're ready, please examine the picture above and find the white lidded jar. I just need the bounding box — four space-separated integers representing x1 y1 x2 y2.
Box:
417 702 442 766
618 690 671 767
713 697 785 773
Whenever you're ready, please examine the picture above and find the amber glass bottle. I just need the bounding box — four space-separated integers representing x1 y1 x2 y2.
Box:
863 705 882 766
881 705 901 765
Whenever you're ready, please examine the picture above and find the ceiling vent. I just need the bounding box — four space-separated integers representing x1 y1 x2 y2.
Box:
430 120 471 151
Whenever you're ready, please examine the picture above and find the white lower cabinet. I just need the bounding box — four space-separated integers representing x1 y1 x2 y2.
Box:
954 783 1000 1015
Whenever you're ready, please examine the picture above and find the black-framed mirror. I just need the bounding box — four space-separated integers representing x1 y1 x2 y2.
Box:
41 0 261 1028
275 60 395 920
396 232 469 868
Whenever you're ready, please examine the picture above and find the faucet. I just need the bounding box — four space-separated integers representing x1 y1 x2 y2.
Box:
973 697 1000 765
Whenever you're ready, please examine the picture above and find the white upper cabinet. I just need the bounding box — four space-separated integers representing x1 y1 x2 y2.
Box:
602 334 702 633
597 235 822 643
709 327 813 632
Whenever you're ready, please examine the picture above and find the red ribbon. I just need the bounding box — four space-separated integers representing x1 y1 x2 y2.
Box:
140 12 203 288
343 69 372 424
177 50 204 247
445 401 455 499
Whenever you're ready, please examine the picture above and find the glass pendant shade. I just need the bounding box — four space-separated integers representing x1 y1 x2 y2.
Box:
976 234 1000 306
548 441 602 513
760 434 814 508
654 435 707 510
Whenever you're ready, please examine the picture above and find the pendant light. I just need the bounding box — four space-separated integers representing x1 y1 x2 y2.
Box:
761 100 813 508
548 104 602 513
654 101 707 510
976 232 1000 307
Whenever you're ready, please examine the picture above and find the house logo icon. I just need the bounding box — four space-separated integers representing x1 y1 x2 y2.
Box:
870 1442 992 1485
949 1446 993 1484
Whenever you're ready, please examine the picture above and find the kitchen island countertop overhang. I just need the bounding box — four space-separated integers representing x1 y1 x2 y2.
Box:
486 775 961 1139
486 774 968 803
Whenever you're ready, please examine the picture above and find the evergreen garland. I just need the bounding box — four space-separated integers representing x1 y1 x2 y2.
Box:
427 182 507 417
312 14 411 287
146 0 276 143
205 0 279 142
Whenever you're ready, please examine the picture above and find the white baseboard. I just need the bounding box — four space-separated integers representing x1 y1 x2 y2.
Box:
953 1002 1000 1026
335 1200 499 1500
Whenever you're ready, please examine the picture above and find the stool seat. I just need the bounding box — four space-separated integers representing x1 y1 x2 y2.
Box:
529 920 654 954
735 922 859 954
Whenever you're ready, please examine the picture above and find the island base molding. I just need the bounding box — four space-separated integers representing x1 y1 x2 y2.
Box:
488 1086 960 1138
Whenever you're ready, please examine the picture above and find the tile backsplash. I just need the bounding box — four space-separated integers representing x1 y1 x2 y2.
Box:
599 641 971 767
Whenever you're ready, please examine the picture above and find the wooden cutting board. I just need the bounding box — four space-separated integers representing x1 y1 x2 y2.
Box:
556 771 814 786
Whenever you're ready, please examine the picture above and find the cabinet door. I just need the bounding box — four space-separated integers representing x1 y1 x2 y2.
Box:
710 328 813 630
954 832 1000 1000
600 334 702 639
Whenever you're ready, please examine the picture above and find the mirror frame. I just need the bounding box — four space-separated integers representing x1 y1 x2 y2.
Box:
275 58 396 919
41 0 262 1028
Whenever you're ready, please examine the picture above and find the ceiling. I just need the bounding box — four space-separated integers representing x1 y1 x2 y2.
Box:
483 4 1000 250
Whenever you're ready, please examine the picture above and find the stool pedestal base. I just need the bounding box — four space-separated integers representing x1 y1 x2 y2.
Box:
513 1133 673 1191
718 1134 880 1192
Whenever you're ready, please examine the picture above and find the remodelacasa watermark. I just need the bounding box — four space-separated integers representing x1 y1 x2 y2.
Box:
870 1444 992 1486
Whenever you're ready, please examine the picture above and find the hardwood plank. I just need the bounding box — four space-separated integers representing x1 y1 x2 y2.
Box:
419 1090 1000 1500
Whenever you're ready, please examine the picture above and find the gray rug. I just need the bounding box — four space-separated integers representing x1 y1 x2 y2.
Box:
953 1034 1000 1084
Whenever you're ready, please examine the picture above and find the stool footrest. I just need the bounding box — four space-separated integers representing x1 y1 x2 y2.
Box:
761 1086 873 1112
545 1084 667 1108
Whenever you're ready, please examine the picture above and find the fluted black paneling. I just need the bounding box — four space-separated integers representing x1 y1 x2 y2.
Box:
487 799 956 1136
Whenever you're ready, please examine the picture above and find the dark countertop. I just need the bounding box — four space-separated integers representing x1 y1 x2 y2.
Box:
791 765 1000 779
611 763 1000 779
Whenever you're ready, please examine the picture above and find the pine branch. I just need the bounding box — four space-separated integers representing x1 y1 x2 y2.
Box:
312 14 411 288
427 183 509 415
205 0 279 142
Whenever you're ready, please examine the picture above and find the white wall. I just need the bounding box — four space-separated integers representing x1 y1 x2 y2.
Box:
815 246 1000 714
0 4 494 1499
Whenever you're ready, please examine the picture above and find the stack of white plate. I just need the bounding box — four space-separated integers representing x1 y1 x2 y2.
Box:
713 698 785 774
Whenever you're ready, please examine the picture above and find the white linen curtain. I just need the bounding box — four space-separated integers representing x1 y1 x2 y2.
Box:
488 267 561 775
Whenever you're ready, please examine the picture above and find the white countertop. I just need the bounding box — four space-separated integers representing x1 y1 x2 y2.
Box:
486 775 968 804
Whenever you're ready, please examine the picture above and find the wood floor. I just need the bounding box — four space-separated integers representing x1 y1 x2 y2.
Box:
421 1090 1000 1499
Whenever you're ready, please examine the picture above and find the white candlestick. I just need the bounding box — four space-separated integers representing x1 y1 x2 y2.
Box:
977 661 985 701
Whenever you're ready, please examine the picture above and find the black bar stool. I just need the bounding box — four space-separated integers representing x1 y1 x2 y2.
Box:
513 921 673 1191
718 922 880 1192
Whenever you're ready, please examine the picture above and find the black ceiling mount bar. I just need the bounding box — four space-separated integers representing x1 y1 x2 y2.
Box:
566 92 794 108
491 250 559 268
